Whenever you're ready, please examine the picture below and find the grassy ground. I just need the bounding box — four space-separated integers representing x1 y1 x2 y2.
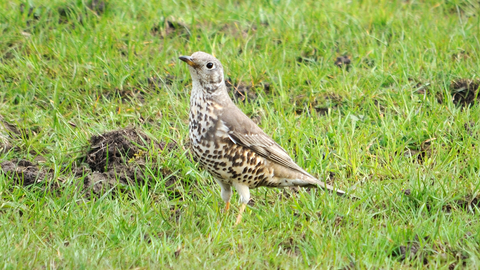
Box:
1 0 480 268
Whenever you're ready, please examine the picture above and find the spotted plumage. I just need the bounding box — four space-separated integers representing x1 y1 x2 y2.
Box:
179 51 349 224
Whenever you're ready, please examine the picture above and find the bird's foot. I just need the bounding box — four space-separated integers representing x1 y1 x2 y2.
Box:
234 204 247 226
224 201 230 212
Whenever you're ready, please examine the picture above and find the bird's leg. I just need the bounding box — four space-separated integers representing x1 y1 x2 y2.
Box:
225 201 230 212
234 203 247 226
232 183 250 226
215 179 232 214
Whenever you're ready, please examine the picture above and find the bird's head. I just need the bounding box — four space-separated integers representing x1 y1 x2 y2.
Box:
179 51 226 96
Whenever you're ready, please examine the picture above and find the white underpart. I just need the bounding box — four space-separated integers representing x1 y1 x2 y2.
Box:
215 178 233 203
232 181 251 204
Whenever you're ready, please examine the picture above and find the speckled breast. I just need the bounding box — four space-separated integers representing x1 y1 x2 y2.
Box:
188 101 273 188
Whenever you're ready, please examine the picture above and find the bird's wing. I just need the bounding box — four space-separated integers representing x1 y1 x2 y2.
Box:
220 106 312 177
219 104 349 197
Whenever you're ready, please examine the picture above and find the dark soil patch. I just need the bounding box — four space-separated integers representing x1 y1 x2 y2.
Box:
147 75 178 91
463 121 477 137
226 78 256 103
408 78 430 95
293 93 343 115
280 236 303 256
391 235 429 265
260 82 272 95
391 232 471 267
87 128 166 173
225 78 272 103
451 50 470 62
450 79 480 107
217 22 260 39
334 215 344 227
19 4 40 20
446 1 479 17
1 51 15 62
151 20 190 38
0 116 21 153
403 138 435 164
296 47 319 64
20 1 107 33
86 0 107 15
334 55 351 70
102 87 145 104
84 128 181 198
404 189 479 214
452 194 480 211
1 159 51 186
361 58 375 68
277 186 300 200
250 114 262 125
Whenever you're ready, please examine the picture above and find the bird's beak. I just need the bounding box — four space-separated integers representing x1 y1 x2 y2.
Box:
179 55 196 67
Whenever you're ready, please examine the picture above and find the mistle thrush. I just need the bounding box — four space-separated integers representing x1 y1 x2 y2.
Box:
180 51 349 224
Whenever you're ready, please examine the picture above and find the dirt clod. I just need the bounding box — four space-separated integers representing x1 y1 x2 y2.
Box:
261 82 272 95
1 159 50 186
294 93 343 115
391 235 429 265
453 194 480 211
361 58 375 68
84 171 114 195
334 215 344 227
147 75 177 90
0 116 19 153
404 138 435 164
152 20 190 38
87 128 156 173
296 47 319 64
450 79 480 107
408 78 430 95
174 246 182 258
219 23 256 39
87 0 106 15
451 50 470 62
102 87 145 104
280 237 301 256
84 128 178 197
334 55 351 69
464 121 476 137
225 78 257 103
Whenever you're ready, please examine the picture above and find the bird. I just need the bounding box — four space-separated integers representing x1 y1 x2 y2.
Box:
179 51 350 225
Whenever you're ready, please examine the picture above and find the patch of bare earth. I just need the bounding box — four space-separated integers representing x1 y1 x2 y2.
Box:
390 233 471 267
334 55 351 70
0 116 20 153
151 19 190 38
82 127 180 198
0 124 182 199
1 159 51 186
293 93 343 115
225 78 271 103
450 79 480 107
0 117 57 190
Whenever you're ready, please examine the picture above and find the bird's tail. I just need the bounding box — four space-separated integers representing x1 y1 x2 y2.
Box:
298 176 358 199
314 179 347 196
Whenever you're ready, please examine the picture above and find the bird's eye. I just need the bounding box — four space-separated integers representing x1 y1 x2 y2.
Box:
206 62 214 69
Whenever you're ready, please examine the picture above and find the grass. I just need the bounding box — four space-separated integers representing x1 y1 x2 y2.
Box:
1 0 480 268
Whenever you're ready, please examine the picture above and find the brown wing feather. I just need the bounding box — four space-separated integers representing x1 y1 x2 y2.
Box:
220 105 313 177
219 104 349 197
